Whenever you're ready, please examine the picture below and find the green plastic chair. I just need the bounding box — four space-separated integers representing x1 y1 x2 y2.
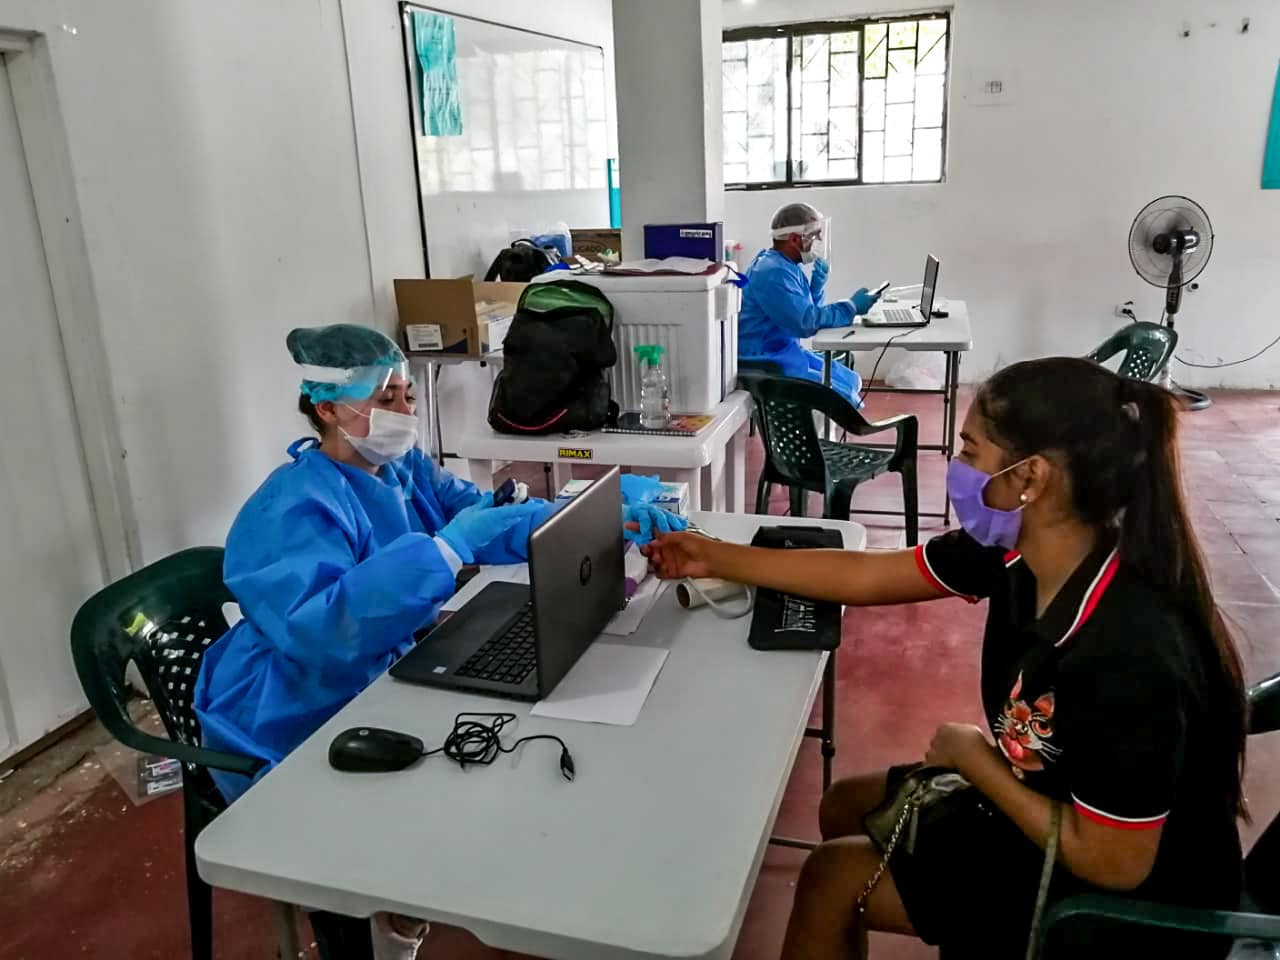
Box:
1086 321 1178 382
739 370 920 546
1037 671 1280 956
70 548 381 959
70 547 268 960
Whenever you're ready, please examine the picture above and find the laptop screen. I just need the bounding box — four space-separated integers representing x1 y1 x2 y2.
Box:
919 255 939 317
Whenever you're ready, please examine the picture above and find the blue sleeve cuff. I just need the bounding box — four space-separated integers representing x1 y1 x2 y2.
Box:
433 536 465 577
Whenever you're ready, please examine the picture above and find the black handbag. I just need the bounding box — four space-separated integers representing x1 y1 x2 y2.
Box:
858 765 1061 960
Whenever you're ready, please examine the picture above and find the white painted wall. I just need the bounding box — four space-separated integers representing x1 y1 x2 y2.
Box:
341 0 616 453
722 0 1280 387
0 0 375 561
612 0 723 257
0 0 613 566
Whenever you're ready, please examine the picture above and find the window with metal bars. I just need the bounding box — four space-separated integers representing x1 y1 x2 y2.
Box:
722 13 950 189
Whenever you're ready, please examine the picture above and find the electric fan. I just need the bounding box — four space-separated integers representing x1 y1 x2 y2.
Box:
1128 195 1214 409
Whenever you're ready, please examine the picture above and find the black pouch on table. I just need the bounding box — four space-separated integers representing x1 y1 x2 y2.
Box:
746 526 843 652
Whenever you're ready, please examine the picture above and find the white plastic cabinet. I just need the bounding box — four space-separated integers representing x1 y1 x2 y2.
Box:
534 268 740 414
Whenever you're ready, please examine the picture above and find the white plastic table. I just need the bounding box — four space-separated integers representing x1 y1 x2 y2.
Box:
812 300 973 521
455 391 753 512
196 511 865 960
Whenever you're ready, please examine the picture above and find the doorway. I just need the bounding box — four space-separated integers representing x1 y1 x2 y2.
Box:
0 51 111 761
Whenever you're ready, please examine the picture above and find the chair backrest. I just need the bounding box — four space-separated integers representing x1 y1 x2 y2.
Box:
741 375 832 487
70 547 233 759
1086 322 1178 382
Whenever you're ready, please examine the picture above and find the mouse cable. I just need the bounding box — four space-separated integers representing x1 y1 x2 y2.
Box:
422 712 575 781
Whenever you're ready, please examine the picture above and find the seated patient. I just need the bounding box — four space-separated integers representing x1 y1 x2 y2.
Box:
646 357 1246 960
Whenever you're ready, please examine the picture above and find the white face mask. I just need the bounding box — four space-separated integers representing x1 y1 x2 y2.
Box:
340 406 419 465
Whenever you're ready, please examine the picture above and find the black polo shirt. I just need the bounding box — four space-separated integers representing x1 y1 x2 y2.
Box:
915 530 1241 907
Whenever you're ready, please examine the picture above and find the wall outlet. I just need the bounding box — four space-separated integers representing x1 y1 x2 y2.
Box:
1115 301 1136 319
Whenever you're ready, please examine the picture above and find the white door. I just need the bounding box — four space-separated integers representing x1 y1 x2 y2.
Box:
0 57 103 761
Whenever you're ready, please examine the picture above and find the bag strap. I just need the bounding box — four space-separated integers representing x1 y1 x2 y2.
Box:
853 787 921 918
1024 801 1062 960
854 792 1062 957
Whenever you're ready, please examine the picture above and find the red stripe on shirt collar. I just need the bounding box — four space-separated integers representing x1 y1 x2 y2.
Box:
1054 547 1121 647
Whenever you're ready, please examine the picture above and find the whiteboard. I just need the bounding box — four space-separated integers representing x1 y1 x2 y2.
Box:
400 4 610 279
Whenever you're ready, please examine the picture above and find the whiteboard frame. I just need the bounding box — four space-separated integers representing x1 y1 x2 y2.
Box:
397 2 608 278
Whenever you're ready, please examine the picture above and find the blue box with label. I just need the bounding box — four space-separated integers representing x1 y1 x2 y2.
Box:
643 222 724 261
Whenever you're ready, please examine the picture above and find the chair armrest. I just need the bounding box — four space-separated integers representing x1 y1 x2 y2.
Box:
99 712 264 778
1043 892 1280 944
829 410 919 466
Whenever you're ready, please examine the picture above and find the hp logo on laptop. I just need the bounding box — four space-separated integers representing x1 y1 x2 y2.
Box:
579 556 592 585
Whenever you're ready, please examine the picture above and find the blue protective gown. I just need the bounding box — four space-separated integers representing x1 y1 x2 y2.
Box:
738 249 862 402
193 439 555 802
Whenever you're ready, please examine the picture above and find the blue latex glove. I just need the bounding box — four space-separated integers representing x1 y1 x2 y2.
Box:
851 286 880 315
622 504 689 545
438 493 546 564
619 473 663 505
810 258 830 292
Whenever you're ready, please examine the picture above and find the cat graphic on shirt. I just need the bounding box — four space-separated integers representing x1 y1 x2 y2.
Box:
994 672 1060 772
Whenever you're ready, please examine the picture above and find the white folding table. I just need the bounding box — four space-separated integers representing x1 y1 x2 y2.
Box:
454 391 753 512
196 512 865 960
812 301 973 521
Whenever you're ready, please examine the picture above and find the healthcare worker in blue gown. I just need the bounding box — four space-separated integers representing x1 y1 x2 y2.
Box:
194 323 681 809
738 202 883 404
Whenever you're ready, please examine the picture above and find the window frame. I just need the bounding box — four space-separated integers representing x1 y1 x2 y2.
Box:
723 11 951 191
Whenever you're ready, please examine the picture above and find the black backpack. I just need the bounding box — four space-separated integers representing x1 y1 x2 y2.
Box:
488 280 618 434
483 239 558 282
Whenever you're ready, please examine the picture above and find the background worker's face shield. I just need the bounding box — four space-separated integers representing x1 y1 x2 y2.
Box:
771 216 831 264
298 360 411 404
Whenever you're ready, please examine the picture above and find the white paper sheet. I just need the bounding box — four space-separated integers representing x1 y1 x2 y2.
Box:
602 576 667 636
530 642 668 726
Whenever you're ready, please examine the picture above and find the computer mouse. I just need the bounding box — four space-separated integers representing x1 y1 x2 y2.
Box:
328 727 425 773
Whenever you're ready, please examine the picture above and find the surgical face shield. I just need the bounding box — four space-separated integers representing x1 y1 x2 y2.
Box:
771 217 830 264
298 360 410 404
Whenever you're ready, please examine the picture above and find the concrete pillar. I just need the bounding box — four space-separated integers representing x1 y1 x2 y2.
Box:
611 0 723 258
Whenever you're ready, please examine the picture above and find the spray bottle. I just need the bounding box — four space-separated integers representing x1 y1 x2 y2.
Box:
634 345 671 430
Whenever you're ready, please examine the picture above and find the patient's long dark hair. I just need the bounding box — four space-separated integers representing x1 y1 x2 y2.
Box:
977 357 1247 819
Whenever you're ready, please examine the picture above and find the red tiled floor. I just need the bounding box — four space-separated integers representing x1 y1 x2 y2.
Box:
3 387 1280 960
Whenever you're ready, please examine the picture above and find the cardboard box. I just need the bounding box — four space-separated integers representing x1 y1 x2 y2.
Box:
394 277 526 358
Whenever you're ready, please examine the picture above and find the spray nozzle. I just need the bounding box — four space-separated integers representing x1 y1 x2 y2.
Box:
633 344 665 367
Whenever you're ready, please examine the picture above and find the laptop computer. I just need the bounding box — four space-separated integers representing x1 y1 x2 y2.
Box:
862 255 940 328
390 467 625 701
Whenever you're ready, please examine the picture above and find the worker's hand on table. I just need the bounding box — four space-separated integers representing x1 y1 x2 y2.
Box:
641 531 719 579
438 493 544 563
622 504 688 545
810 258 830 290
851 286 880 315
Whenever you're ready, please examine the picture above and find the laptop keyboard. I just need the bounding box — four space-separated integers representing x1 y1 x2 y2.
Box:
880 308 918 324
455 606 537 686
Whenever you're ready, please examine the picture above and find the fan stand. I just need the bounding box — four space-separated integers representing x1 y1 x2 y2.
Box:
1156 251 1212 411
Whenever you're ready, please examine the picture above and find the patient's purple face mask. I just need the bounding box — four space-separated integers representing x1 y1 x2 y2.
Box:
945 457 1030 549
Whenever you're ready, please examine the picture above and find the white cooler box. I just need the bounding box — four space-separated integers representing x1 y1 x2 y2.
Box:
532 268 740 414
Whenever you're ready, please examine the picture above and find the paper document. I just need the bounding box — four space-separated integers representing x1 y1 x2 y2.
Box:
531 642 668 726
605 257 724 277
602 577 666 636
